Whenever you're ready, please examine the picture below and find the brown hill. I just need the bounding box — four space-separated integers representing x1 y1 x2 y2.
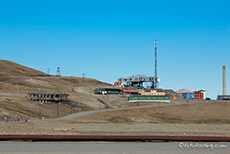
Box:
0 60 127 121
0 60 47 82
1 60 229 127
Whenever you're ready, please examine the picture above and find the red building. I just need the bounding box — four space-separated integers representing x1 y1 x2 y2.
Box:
122 90 138 95
194 92 203 99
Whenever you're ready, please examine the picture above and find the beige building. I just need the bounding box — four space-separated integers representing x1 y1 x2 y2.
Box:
141 89 165 96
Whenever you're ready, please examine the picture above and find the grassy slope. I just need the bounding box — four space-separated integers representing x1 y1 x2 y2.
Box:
73 100 230 124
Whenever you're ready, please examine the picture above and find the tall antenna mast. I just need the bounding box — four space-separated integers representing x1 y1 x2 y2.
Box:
154 39 157 89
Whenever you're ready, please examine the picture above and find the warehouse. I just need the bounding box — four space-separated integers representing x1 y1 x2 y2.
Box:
94 88 122 95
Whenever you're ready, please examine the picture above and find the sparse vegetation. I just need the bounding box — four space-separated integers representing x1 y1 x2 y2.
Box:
75 101 230 124
0 60 127 121
0 60 230 136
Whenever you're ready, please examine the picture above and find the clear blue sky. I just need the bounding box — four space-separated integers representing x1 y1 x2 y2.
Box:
0 0 229 99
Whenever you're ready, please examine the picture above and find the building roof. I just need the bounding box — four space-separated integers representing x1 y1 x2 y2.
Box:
130 95 170 97
131 74 147 78
164 89 177 96
143 89 151 92
176 89 193 94
119 74 155 82
194 89 206 93
123 90 138 93
136 87 144 89
95 88 122 92
155 89 165 92
143 89 165 92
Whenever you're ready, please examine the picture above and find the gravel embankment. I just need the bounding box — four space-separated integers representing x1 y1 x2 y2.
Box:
0 121 230 136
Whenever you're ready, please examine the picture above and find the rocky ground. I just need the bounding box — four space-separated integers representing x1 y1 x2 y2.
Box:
1 100 230 137
0 120 230 137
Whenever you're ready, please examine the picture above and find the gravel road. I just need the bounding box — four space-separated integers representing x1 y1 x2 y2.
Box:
49 101 203 121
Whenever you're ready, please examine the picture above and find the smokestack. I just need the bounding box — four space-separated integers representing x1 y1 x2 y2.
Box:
154 40 157 89
223 66 226 95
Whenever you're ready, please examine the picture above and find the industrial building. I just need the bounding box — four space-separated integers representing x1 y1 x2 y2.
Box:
94 88 139 95
217 95 230 101
94 88 122 95
118 74 157 88
118 41 159 89
141 89 165 96
122 90 138 95
128 95 170 103
217 66 229 101
116 40 161 100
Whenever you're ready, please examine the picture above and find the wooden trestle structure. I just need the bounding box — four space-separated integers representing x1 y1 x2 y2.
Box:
25 92 69 103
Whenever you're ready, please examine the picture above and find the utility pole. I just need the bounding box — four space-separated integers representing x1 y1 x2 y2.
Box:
17 81 18 93
83 73 85 82
154 40 158 89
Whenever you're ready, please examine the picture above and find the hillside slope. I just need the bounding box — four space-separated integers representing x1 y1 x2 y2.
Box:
0 60 127 121
0 60 47 82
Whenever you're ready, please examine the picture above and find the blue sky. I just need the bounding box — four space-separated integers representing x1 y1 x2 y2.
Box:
0 0 229 99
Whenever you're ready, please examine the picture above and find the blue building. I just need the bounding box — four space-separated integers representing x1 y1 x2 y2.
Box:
176 89 195 99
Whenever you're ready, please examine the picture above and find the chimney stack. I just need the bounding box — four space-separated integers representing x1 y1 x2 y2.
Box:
223 66 226 95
